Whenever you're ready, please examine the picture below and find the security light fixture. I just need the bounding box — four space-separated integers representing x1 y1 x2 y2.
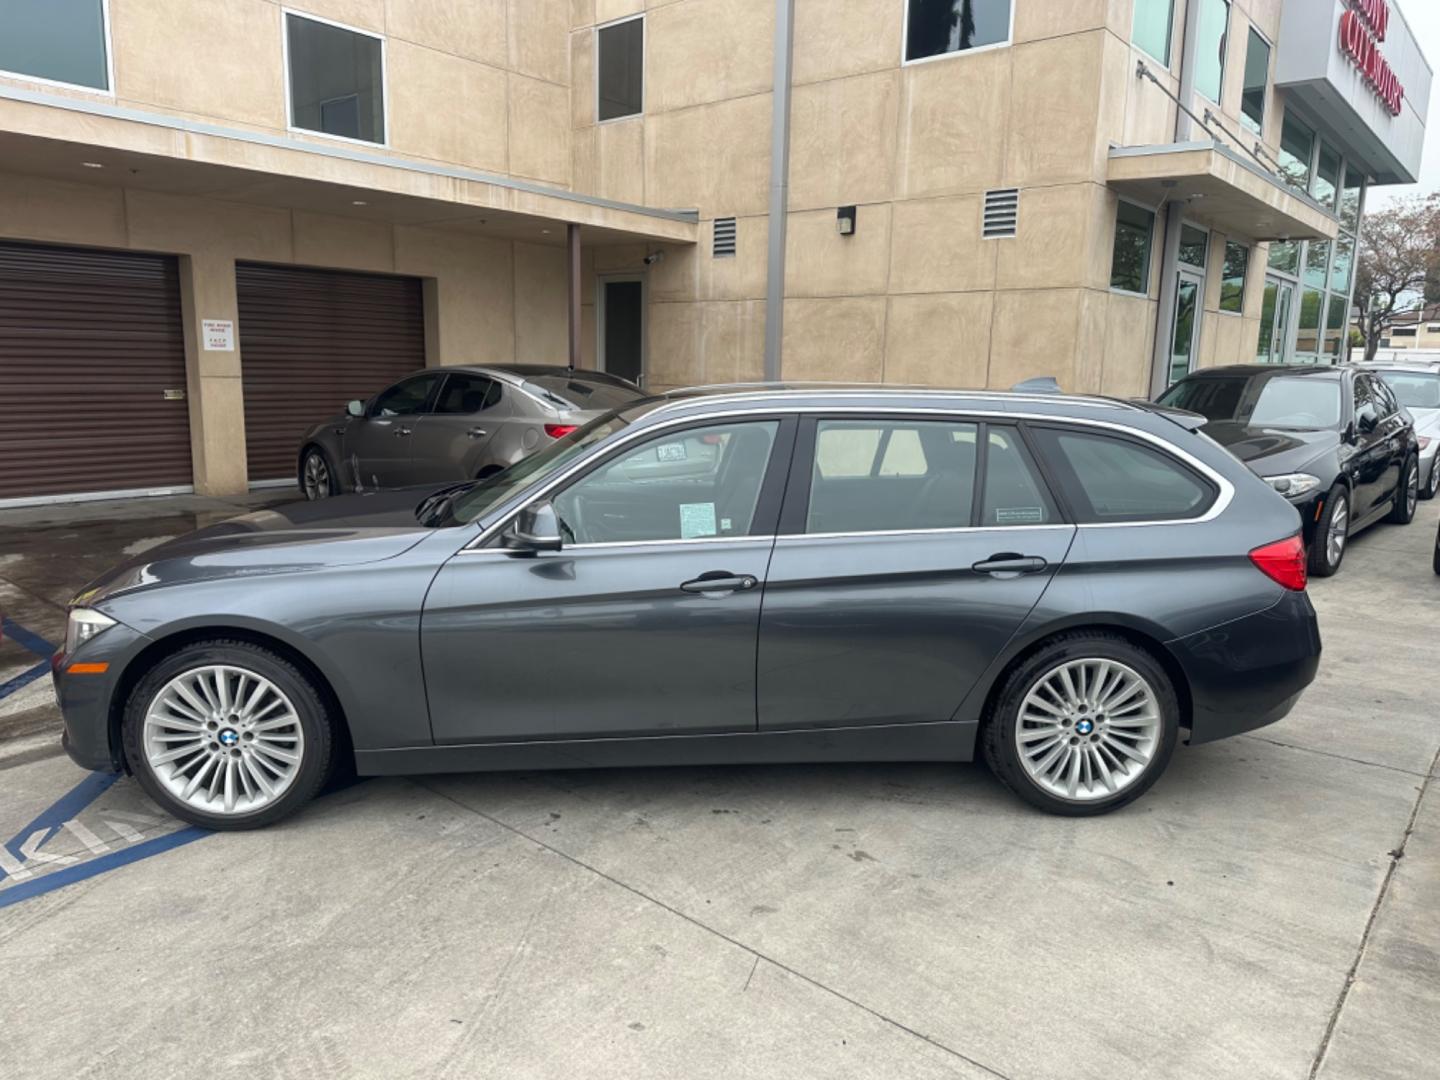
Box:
837 205 857 236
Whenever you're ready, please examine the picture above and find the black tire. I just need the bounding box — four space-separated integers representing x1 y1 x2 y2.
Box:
980 631 1179 817
1309 484 1349 578
1433 524 1440 576
122 640 334 830
1388 457 1419 524
1422 462 1439 501
299 446 339 500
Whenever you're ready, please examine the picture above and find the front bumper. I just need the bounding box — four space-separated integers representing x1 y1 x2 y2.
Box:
52 620 151 772
1168 588 1322 745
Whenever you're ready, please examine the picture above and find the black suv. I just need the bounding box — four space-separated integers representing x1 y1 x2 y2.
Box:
1160 365 1419 576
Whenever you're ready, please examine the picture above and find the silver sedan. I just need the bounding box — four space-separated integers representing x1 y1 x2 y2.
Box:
296 365 646 498
1367 362 1440 499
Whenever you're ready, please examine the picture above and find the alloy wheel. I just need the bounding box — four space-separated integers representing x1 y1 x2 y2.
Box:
1407 464 1419 517
1328 498 1349 568
1014 658 1162 803
142 664 306 816
303 452 331 500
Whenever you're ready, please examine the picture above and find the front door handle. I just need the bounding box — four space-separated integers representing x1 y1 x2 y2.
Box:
972 553 1049 576
467 427 488 439
680 572 758 596
394 426 412 438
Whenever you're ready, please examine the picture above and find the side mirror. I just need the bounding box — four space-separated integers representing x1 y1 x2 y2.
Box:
1357 412 1378 435
346 399 365 418
502 501 563 555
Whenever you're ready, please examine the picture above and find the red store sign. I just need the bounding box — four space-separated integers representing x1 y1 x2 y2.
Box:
1339 0 1404 116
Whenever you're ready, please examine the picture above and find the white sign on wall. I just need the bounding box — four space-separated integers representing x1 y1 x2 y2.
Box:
202 319 235 352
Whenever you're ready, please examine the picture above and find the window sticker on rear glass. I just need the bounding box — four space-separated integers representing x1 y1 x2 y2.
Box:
680 502 718 539
995 507 1045 525
656 442 688 463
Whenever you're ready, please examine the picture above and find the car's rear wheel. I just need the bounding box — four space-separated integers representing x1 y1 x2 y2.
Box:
1388 457 1419 524
1309 484 1349 578
981 632 1179 816
1422 461 1439 501
300 447 337 500
122 640 333 830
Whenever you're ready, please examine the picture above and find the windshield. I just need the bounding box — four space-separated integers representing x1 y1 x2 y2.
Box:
1160 375 1343 429
1375 370 1440 410
447 414 630 524
520 374 645 412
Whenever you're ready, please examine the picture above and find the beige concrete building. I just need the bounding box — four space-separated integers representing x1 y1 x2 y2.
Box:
0 0 1429 503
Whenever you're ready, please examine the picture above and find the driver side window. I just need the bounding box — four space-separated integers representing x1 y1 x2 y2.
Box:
1354 377 1380 430
372 374 439 417
552 421 780 544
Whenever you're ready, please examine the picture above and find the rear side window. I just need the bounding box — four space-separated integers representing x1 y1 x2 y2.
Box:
1032 427 1215 523
980 428 1058 527
807 420 977 534
434 374 501 415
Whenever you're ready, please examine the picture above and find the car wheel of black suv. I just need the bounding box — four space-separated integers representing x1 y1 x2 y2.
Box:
1309 484 1349 578
1388 457 1419 525
981 632 1179 817
300 446 338 500
122 640 334 830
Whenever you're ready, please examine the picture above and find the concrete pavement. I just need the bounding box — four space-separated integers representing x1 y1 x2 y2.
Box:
0 492 1435 1079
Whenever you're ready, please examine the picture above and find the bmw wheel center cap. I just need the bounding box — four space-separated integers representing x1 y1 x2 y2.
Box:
1075 719 1095 736
218 728 240 747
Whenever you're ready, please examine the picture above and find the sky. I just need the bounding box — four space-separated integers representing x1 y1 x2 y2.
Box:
1368 0 1440 208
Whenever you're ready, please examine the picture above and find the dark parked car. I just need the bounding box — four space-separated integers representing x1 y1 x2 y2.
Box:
1159 365 1419 577
297 365 645 499
56 386 1321 829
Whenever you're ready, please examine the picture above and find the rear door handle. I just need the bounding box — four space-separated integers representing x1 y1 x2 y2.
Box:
394 426 412 438
680 572 758 596
972 553 1049 576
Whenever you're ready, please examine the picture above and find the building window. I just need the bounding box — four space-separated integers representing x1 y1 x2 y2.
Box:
1110 201 1155 295
1131 0 1174 66
1241 28 1270 134
1393 327 1418 338
1330 234 1354 293
1324 296 1349 359
1278 112 1315 193
1339 166 1365 232
1194 0 1229 103
0 0 110 92
1267 241 1300 277
1220 242 1249 314
904 0 1012 63
1313 142 1341 210
286 13 385 144
1303 241 1330 290
1179 224 1209 270
597 16 644 120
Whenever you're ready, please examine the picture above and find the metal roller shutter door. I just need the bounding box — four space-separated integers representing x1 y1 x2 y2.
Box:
237 263 426 482
0 241 191 502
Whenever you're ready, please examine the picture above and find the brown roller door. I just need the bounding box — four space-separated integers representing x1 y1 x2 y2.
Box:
0 241 191 501
237 263 426 482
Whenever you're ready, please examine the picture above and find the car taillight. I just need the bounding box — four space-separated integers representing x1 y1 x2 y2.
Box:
1419 436 1432 450
1250 535 1308 591
544 424 578 439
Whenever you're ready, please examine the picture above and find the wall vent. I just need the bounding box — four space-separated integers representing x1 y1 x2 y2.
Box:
713 217 737 257
983 189 1019 239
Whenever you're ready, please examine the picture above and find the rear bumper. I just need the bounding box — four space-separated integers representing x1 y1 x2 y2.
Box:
1168 589 1322 745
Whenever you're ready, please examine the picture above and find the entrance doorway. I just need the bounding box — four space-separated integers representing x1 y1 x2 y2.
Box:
598 275 645 387
1168 269 1204 385
1257 276 1295 363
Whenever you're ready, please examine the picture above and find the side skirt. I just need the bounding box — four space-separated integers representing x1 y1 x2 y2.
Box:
355 721 977 776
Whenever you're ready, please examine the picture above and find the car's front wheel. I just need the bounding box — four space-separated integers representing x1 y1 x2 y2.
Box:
300 447 338 500
1422 461 1439 501
1388 456 1419 524
122 640 334 830
1309 484 1349 578
981 632 1179 816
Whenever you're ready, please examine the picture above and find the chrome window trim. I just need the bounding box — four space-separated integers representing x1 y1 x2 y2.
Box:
777 525 1075 543
459 406 1235 552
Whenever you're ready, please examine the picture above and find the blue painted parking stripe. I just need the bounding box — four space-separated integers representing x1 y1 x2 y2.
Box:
1 771 122 874
0 826 209 910
0 659 51 702
0 617 57 659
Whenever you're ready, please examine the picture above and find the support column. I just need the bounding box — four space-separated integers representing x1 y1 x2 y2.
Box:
567 223 582 372
762 0 795 382
178 251 249 496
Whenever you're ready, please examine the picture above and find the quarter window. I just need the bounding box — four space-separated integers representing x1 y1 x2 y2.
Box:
1220 242 1249 314
286 13 386 144
1131 0 1175 66
597 16 644 120
553 421 778 544
371 374 439 417
1241 28 1270 134
1111 202 1156 295
434 374 501 415
1194 0 1229 103
0 0 109 91
1033 428 1215 524
807 420 978 534
905 0 1012 63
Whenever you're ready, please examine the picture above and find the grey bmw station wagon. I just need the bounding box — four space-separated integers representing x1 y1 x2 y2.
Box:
55 386 1322 829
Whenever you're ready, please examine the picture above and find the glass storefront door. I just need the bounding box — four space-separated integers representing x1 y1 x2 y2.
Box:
1257 276 1294 363
1169 271 1203 384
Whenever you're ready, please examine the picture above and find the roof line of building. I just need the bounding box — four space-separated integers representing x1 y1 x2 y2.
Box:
0 82 701 226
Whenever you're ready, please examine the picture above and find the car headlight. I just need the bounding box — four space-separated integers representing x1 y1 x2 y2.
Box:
65 608 116 655
1264 473 1323 498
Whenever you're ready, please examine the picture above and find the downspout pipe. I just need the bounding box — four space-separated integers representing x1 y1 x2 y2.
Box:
763 0 795 382
1148 0 1204 397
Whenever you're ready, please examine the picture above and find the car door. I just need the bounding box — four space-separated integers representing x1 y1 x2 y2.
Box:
1370 376 1411 506
1350 375 1395 519
407 373 505 485
343 373 441 489
758 417 1076 731
421 415 796 744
